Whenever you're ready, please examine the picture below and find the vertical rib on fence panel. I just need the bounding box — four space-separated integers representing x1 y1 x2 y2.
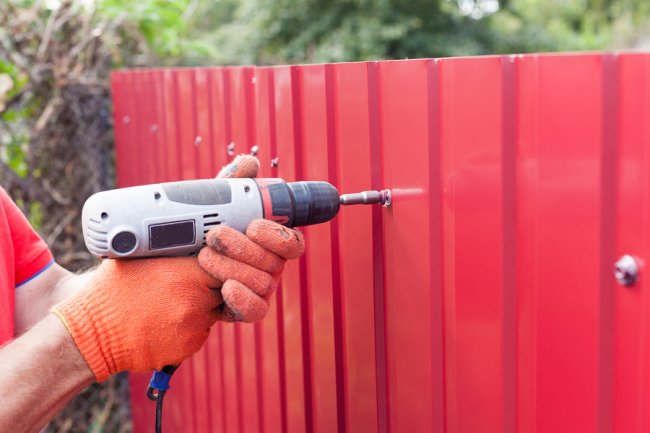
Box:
438 56 508 433
274 65 310 433
613 54 649 433
376 59 436 433
331 61 380 433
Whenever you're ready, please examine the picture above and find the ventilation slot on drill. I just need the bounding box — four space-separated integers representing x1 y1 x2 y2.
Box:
202 214 223 246
85 222 109 255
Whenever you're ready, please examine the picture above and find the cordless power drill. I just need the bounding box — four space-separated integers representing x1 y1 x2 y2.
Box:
81 176 390 432
81 178 353 259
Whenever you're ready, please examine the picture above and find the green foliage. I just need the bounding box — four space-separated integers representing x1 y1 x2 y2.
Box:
189 0 501 64
492 0 611 52
0 59 28 102
27 200 43 229
0 57 31 178
3 0 650 69
98 0 214 63
143 0 650 66
10 196 43 229
0 133 29 178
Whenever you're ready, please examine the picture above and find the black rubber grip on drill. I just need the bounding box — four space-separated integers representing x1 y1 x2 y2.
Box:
286 181 340 227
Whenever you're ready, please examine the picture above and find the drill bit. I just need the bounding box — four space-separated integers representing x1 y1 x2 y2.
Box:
339 189 391 207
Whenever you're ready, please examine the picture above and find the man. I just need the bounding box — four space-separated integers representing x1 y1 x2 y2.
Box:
0 155 304 433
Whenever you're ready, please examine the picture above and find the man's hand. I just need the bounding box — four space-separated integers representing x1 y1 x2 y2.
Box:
51 257 220 381
46 154 303 381
199 154 305 322
199 220 304 322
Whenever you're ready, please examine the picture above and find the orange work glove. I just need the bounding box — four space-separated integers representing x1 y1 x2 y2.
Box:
199 153 305 322
198 220 304 322
51 258 220 381
216 153 260 179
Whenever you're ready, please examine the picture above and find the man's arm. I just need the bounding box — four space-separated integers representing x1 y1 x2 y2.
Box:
2 154 304 433
0 314 94 433
14 263 94 335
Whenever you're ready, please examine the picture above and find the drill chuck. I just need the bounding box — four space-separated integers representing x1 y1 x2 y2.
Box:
257 179 340 227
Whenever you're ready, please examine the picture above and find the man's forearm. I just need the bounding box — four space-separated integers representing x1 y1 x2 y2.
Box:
14 264 96 335
0 314 94 433
50 267 95 305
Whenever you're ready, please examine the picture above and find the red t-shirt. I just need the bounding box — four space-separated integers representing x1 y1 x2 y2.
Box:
0 187 54 343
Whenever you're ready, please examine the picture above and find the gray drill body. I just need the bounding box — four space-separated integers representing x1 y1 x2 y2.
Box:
82 178 341 259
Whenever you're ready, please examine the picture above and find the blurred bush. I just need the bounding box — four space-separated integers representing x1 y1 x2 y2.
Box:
0 2 135 432
0 0 116 270
148 0 650 65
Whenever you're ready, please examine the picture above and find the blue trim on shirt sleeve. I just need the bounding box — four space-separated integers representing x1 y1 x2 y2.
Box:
15 258 56 288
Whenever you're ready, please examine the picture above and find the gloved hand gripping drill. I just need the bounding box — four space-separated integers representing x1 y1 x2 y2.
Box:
51 154 390 432
50 156 303 432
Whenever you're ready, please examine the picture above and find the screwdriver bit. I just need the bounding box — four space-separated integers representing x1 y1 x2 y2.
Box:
339 189 391 207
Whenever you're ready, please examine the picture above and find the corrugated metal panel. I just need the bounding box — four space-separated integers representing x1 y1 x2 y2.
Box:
111 53 650 433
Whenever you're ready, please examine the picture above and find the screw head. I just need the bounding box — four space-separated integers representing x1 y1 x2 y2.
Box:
194 136 202 146
250 145 259 156
270 157 279 168
227 142 235 156
614 254 639 287
380 189 392 207
123 116 130 124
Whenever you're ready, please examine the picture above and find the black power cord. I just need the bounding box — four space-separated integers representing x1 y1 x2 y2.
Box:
146 364 179 433
155 390 167 433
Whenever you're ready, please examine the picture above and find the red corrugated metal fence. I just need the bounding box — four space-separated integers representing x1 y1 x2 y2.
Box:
111 53 650 433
